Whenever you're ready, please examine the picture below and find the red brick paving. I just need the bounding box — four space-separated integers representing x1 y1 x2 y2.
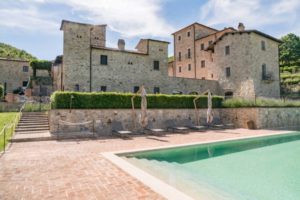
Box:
0 129 286 199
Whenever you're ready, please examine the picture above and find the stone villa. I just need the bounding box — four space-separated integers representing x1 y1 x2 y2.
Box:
0 58 31 94
57 20 281 98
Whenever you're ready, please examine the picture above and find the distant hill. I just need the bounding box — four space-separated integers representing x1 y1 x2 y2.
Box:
0 43 36 60
168 56 174 63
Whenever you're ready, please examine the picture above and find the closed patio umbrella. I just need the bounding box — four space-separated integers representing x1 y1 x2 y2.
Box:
140 86 148 128
207 91 213 125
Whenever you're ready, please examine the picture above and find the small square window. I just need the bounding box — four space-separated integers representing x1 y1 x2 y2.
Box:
209 41 213 45
179 66 182 73
226 67 231 77
23 66 29 72
187 32 191 37
188 64 191 71
201 43 205 50
100 55 108 65
100 86 107 92
154 87 160 94
22 81 28 87
133 86 140 93
75 84 80 91
225 46 230 55
201 60 205 68
178 36 181 41
201 77 206 80
261 41 266 51
153 61 160 70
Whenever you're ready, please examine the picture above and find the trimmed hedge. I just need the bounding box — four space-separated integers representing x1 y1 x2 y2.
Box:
51 92 223 109
0 85 3 99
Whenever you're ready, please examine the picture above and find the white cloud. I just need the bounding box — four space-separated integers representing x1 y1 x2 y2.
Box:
0 0 174 38
199 0 300 32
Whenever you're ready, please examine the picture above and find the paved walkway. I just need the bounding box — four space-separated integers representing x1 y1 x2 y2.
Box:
0 129 287 200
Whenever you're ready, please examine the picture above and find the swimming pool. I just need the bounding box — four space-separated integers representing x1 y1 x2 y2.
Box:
120 132 300 200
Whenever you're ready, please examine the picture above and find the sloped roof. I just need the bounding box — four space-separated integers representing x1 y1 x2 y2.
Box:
172 22 218 35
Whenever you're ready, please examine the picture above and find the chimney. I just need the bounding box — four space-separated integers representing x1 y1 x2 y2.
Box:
118 39 125 50
238 23 245 31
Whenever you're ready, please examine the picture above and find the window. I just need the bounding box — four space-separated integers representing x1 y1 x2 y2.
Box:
187 49 191 58
100 86 107 92
178 36 181 41
133 86 140 93
4 82 7 95
23 66 29 72
211 74 214 78
188 64 191 71
225 46 230 55
179 66 182 73
75 84 80 91
100 55 108 65
201 43 205 50
178 52 182 61
226 67 231 77
154 87 160 94
209 41 213 45
262 64 267 80
153 61 160 70
22 81 28 87
187 32 191 37
201 60 205 68
201 77 206 80
225 91 233 99
261 41 266 51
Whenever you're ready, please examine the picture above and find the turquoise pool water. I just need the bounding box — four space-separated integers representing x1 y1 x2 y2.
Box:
121 133 300 200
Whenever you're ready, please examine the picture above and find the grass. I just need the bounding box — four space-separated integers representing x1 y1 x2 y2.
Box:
0 112 19 151
23 103 50 112
222 98 300 108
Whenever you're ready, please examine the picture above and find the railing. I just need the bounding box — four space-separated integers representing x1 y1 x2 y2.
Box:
0 102 26 153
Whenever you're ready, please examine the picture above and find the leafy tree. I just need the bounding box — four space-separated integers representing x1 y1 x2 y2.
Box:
0 85 3 99
0 43 36 60
279 33 300 66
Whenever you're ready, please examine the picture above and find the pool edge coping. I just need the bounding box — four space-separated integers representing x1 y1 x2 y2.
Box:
102 130 295 200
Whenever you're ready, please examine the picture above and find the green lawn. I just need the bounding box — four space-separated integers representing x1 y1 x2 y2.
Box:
0 112 18 151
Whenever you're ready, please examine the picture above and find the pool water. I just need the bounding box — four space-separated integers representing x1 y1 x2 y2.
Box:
121 133 300 200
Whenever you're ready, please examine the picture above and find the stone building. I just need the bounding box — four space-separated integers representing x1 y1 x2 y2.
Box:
0 58 31 93
59 20 221 94
59 20 281 98
172 22 281 98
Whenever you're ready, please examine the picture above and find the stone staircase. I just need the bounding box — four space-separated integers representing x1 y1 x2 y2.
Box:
12 112 54 142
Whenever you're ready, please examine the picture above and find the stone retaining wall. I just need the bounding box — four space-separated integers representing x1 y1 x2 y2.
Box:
49 107 300 136
49 109 221 136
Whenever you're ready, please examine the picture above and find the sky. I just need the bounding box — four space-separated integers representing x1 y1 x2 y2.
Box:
1 0 300 60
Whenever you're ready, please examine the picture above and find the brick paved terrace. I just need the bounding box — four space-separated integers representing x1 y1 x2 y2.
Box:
0 129 288 200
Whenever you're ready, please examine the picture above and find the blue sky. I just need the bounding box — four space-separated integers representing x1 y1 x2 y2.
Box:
1 0 300 60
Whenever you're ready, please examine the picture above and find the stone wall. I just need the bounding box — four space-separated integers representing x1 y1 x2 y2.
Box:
49 107 300 136
49 109 221 135
0 59 31 92
221 107 300 129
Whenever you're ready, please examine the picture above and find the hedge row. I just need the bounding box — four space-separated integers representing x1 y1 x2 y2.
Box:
51 92 224 109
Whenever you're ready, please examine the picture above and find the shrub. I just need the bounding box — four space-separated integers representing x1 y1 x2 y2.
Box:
51 92 224 109
0 85 3 99
222 97 300 108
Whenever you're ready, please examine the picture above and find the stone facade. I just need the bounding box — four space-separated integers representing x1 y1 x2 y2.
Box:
60 20 221 94
0 58 31 93
172 22 281 98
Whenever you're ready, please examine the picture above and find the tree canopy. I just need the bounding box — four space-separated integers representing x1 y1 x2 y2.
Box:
279 33 300 66
0 43 36 60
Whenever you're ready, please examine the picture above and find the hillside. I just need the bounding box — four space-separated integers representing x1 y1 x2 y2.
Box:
0 43 36 60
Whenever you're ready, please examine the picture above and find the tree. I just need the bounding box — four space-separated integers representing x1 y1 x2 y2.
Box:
0 85 3 99
279 33 300 66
